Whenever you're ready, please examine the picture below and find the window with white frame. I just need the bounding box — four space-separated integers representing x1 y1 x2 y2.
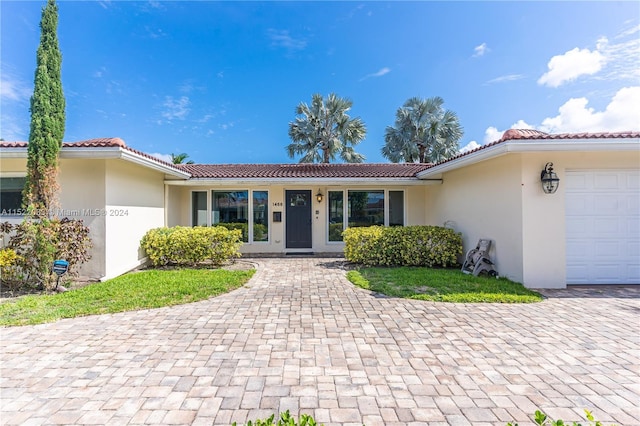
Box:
328 191 344 242
252 191 269 242
191 190 268 243
327 189 404 242
192 191 207 226
0 177 27 216
389 190 404 227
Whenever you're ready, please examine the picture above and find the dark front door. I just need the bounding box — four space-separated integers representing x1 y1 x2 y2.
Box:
286 190 312 249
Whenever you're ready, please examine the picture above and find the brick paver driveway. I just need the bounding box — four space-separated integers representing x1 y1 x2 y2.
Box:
1 258 639 426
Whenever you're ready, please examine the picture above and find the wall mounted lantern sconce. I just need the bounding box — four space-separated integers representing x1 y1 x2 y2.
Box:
540 162 560 194
316 190 324 203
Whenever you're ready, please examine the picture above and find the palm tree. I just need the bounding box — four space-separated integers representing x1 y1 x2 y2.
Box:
382 96 463 163
170 153 194 164
287 93 367 163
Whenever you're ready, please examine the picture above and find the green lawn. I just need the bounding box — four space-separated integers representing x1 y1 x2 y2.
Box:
0 268 255 326
347 267 543 303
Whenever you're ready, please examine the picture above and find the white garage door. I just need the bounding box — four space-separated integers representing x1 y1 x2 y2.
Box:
565 170 639 284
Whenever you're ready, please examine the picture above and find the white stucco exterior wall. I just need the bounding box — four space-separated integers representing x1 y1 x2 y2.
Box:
58 159 107 280
425 155 525 284
103 160 165 280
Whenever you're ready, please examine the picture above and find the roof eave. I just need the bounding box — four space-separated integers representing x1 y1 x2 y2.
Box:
417 138 640 179
1 146 191 179
119 150 191 179
165 177 433 186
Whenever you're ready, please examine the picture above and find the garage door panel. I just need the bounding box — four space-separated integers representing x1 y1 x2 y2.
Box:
566 265 589 283
594 173 620 189
626 217 640 233
566 217 591 234
595 195 621 213
626 194 639 212
565 172 589 190
566 194 590 212
566 169 639 285
626 173 640 189
594 241 622 257
629 265 640 282
593 217 620 233
592 264 622 282
566 238 592 256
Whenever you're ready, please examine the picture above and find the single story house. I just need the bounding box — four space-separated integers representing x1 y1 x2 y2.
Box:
1 129 638 288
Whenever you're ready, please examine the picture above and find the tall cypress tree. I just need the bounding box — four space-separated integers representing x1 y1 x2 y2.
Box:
24 0 65 218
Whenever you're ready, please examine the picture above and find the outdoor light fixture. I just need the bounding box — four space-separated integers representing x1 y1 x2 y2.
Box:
540 162 560 194
316 190 324 203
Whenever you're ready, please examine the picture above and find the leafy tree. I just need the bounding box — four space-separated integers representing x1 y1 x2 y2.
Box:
382 96 463 163
170 153 194 164
287 93 367 163
24 0 65 217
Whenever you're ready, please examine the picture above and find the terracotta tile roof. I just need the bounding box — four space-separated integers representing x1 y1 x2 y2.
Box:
0 137 126 149
0 138 185 174
498 129 640 142
427 129 640 169
178 163 432 179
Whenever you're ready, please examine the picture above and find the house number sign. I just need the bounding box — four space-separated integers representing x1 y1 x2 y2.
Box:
272 202 283 207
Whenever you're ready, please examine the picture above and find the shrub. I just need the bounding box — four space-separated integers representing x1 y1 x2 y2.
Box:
140 226 243 267
0 248 23 290
507 409 615 426
1 219 92 290
343 225 462 267
233 410 322 426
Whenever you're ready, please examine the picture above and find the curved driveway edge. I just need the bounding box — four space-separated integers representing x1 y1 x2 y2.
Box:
1 258 639 425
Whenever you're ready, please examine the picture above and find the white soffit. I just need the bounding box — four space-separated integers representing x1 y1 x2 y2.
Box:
417 138 640 179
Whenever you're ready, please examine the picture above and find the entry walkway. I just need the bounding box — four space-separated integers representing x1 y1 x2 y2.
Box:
1 258 638 425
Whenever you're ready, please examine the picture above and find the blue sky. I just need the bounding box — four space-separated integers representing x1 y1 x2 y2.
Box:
1 1 639 164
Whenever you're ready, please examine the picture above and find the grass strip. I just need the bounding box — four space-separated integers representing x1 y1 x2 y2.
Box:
347 267 542 303
0 268 255 326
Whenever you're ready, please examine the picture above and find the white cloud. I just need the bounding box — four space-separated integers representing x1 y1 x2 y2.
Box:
598 31 640 82
472 42 489 58
267 29 307 52
481 87 640 145
616 23 639 39
149 152 173 163
538 47 606 88
536 23 640 89
359 67 391 82
483 126 504 144
540 86 640 133
0 74 31 102
161 96 190 121
485 74 525 84
459 141 481 153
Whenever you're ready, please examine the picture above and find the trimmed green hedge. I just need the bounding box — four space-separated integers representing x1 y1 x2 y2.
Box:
140 226 243 267
343 225 462 267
